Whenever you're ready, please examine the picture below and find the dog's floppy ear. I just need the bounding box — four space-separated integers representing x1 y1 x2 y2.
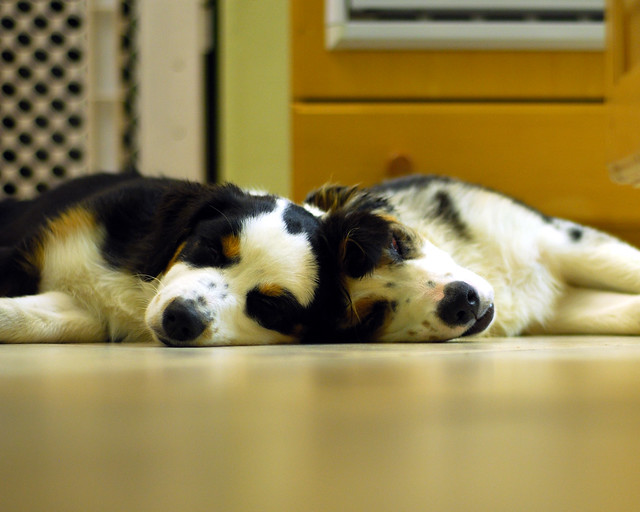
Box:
305 184 361 213
306 183 392 217
321 210 391 279
157 182 246 230
131 182 247 277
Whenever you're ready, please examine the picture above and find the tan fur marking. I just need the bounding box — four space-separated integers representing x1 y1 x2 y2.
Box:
343 296 383 327
353 297 379 318
339 229 365 266
308 184 360 212
379 213 399 224
259 283 285 297
48 208 96 239
165 241 187 273
345 296 394 339
222 234 241 260
30 207 97 268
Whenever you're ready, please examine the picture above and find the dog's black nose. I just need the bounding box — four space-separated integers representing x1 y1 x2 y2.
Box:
161 299 207 344
437 281 480 327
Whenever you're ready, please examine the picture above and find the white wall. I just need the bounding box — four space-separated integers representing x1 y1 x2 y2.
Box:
137 0 207 181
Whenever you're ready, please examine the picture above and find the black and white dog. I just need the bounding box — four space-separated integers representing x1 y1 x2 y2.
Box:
306 174 640 342
0 173 330 346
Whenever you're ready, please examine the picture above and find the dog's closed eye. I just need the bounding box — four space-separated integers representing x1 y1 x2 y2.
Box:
388 226 421 262
390 234 406 260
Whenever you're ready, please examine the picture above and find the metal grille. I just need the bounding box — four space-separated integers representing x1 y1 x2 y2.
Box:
327 0 605 50
0 0 88 198
348 0 605 23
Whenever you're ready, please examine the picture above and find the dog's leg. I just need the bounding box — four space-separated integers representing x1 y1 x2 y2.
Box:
528 286 640 335
547 225 640 294
0 292 106 343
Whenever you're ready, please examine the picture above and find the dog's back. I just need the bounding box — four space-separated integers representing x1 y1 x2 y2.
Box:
0 172 142 248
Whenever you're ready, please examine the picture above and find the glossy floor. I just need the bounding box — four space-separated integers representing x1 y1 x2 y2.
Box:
1 337 640 512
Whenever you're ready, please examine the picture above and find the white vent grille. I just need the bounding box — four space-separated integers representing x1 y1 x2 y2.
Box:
0 0 89 198
326 0 605 51
0 0 138 199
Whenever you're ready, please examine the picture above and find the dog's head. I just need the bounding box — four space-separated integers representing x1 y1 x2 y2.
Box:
143 183 324 346
306 184 495 342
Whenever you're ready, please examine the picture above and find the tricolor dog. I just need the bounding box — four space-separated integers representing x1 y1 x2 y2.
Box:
306 174 640 342
0 173 327 346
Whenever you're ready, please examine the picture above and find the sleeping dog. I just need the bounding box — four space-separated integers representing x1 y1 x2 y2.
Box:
306 174 640 342
0 173 329 346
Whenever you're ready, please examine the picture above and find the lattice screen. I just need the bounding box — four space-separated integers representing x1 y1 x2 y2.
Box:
0 0 138 199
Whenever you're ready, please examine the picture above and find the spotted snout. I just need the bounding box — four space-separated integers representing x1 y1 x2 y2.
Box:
437 281 495 336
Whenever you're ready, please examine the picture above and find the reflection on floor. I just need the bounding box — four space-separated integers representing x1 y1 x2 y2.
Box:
1 336 640 512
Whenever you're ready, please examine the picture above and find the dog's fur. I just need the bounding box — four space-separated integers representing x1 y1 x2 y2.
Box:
306 174 640 342
0 173 329 346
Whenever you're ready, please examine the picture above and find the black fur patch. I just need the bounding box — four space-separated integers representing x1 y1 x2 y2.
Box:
283 203 319 235
245 287 306 334
433 190 470 239
321 210 391 279
0 246 39 297
568 227 584 242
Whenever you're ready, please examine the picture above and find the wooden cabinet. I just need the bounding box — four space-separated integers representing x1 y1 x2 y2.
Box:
291 0 640 244
293 103 618 222
608 0 640 188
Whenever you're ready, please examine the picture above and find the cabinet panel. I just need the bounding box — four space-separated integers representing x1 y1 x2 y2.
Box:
607 0 640 185
292 0 605 100
292 103 640 240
